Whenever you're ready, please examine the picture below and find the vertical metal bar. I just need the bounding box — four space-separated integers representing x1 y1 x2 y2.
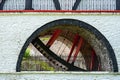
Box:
81 0 83 10
25 0 33 10
53 0 61 10
67 34 80 62
87 0 89 10
110 0 111 10
0 0 6 10
72 37 83 64
46 29 62 48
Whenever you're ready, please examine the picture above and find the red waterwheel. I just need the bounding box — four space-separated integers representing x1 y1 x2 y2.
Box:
18 19 118 72
31 29 100 71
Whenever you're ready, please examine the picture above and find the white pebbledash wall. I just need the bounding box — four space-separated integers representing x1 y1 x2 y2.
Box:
0 12 120 79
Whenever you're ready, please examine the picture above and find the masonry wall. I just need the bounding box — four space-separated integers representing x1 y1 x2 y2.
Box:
0 13 120 73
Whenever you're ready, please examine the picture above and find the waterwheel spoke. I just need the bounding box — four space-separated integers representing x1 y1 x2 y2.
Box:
23 28 101 71
46 29 62 48
72 37 83 64
67 34 80 62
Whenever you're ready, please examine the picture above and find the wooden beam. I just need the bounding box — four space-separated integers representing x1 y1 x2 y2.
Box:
53 0 61 10
25 0 34 10
116 0 120 10
72 0 81 10
0 0 6 10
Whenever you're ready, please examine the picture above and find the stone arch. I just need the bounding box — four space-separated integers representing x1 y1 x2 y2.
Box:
16 19 118 72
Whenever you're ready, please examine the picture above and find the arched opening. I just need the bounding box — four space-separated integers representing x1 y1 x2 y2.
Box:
16 19 118 72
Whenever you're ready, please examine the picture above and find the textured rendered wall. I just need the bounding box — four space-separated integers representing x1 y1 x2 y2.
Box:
0 72 120 80
0 13 120 73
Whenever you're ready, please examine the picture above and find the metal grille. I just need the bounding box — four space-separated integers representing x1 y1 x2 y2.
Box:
32 0 55 10
3 0 25 10
0 0 118 10
59 0 76 10
77 0 116 10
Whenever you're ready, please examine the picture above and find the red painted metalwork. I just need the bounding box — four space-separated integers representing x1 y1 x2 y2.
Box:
0 10 120 13
46 29 62 47
72 37 83 64
67 34 80 62
90 49 95 71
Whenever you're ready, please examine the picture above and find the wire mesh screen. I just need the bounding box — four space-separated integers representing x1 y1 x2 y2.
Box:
77 0 116 10
0 0 118 10
33 0 55 10
3 0 25 10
